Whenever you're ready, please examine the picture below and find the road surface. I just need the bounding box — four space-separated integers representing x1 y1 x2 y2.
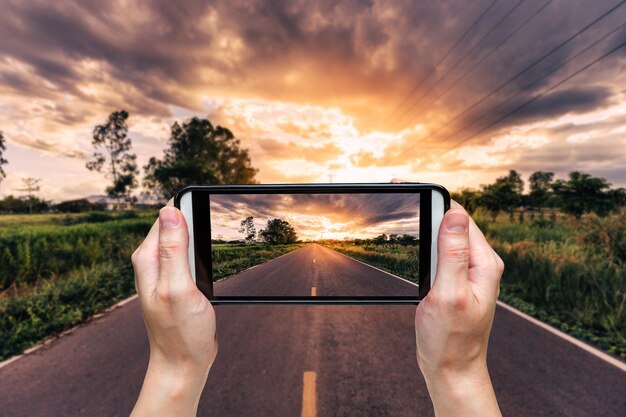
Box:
1 244 625 416
216 243 418 297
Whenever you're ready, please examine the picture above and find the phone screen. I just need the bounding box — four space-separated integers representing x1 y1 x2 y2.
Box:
205 192 423 299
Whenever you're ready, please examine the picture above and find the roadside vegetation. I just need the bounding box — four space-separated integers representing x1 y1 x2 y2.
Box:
320 236 420 284
212 243 305 280
0 213 154 360
479 210 626 359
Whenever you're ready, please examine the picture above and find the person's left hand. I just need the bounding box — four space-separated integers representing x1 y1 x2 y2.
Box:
130 201 217 417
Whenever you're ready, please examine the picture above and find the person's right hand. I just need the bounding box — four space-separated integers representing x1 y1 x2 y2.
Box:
415 201 503 417
130 203 218 417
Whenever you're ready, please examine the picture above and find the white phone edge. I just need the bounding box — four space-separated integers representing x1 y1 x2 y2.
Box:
180 192 196 283
430 189 445 289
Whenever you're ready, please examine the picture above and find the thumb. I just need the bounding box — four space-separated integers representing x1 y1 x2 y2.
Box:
158 206 193 289
433 208 470 295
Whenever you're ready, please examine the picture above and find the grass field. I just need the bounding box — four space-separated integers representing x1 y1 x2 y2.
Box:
0 212 155 360
1 209 624 361
320 241 419 283
212 243 305 280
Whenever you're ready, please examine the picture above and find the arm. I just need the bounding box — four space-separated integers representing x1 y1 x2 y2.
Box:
415 201 503 417
130 204 218 417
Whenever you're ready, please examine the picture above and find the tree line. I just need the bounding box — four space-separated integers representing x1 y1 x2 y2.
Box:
0 111 258 213
453 170 626 220
238 216 298 245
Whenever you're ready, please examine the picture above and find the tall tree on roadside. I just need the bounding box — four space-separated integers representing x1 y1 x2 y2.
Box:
144 117 258 200
478 170 524 221
86 110 138 206
239 216 256 243
0 131 7 193
259 218 297 244
528 171 554 212
552 171 625 218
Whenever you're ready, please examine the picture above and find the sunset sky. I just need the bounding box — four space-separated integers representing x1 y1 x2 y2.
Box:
0 0 625 201
209 193 420 240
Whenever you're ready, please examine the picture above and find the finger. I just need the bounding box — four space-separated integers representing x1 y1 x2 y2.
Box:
157 206 193 292
467 216 502 298
390 178 407 183
433 207 471 295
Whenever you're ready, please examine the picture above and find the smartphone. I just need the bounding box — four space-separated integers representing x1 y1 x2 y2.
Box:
175 183 450 304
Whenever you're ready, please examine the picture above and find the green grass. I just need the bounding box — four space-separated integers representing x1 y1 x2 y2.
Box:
0 216 154 290
1 209 624 361
320 242 419 283
0 261 136 361
211 243 306 280
476 212 626 359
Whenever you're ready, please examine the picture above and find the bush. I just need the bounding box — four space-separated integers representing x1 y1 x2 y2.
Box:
0 262 136 361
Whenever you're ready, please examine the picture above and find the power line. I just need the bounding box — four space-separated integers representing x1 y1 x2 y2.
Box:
432 38 626 160
397 0 626 152
403 0 554 129
428 19 626 153
380 0 498 128
391 0 528 130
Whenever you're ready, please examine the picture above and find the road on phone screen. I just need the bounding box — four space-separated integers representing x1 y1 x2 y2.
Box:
1 243 625 417
215 243 419 297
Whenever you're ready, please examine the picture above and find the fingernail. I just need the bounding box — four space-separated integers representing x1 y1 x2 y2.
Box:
446 212 468 233
160 207 180 229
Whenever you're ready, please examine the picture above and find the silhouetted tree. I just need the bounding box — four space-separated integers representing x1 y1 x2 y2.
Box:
450 188 480 214
372 234 388 244
479 170 524 221
86 111 138 206
552 171 626 218
239 216 256 243
528 171 554 212
0 131 7 192
398 234 419 246
259 219 297 244
143 117 258 200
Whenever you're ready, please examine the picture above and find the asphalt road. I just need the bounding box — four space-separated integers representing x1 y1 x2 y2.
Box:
1 244 625 416
216 243 418 297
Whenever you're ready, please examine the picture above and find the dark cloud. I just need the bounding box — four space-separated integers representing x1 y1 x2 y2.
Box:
0 0 625 190
4 0 621 125
210 192 420 235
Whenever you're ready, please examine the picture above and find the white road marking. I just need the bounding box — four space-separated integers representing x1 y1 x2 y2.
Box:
497 301 626 372
325 247 419 288
301 371 317 417
311 287 317 296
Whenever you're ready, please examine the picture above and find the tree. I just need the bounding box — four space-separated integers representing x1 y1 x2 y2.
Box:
259 219 297 244
398 234 419 246
450 188 480 214
552 171 625 218
143 117 258 200
528 171 554 212
478 170 524 221
15 177 41 214
372 234 388 244
54 198 105 213
86 110 138 206
0 131 7 193
239 216 256 243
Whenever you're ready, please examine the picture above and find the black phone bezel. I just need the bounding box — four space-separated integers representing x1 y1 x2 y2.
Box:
174 183 450 304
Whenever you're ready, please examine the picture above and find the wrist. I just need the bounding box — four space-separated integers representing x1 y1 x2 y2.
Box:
130 355 209 417
422 365 501 417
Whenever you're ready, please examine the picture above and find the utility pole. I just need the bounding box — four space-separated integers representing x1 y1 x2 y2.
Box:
15 177 41 214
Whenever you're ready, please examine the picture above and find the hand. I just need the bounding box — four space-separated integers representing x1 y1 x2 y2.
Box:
130 202 217 417
416 201 503 416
